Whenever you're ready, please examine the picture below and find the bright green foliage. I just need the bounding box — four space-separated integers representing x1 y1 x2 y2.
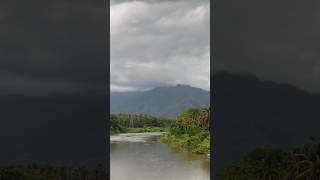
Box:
161 132 210 154
160 107 210 155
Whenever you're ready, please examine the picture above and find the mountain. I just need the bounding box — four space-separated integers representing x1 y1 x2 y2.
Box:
110 84 210 118
212 72 320 174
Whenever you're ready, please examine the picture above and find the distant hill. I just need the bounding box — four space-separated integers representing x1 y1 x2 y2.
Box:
212 72 320 174
110 84 210 118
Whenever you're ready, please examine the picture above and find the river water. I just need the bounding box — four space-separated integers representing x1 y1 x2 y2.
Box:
110 132 210 180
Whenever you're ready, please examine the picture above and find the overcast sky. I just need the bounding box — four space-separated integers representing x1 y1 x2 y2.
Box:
2 0 319 95
0 0 106 96
110 0 210 92
214 0 320 93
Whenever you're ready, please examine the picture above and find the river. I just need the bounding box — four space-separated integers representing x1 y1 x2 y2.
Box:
110 132 210 180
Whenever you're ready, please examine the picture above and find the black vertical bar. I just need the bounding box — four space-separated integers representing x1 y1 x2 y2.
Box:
106 0 110 179
210 0 214 179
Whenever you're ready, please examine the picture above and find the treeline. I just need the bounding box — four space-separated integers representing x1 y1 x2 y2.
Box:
161 108 210 154
219 139 320 180
0 164 107 180
110 113 173 134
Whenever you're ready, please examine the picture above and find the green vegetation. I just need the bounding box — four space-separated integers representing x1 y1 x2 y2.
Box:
0 164 107 180
160 108 210 155
219 139 320 180
110 113 173 134
126 126 166 133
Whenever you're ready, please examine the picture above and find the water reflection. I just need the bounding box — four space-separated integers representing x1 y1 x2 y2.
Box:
110 133 210 180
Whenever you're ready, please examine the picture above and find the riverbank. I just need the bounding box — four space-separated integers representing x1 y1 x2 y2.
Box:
126 126 166 133
160 131 210 155
110 113 173 135
159 108 210 155
111 126 167 135
110 132 164 143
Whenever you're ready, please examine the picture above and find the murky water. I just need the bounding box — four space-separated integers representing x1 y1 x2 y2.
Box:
110 132 210 180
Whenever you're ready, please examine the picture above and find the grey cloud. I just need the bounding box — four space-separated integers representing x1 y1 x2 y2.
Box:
111 0 210 92
111 0 208 6
0 0 106 95
0 71 86 96
214 0 320 93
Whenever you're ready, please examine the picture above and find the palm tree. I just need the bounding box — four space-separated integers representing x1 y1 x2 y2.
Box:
199 107 210 130
249 148 287 180
177 111 191 132
189 108 200 129
292 142 320 180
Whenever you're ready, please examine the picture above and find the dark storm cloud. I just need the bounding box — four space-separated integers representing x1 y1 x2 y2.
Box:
0 0 106 95
111 0 210 92
214 0 320 92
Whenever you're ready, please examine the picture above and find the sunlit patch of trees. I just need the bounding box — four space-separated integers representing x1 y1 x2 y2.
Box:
219 139 320 180
0 164 108 180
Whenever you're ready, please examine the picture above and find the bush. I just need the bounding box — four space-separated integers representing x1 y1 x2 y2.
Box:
160 131 210 154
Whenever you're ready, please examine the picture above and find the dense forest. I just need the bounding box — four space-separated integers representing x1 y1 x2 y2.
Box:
219 139 320 180
110 113 173 134
160 107 210 154
0 164 107 180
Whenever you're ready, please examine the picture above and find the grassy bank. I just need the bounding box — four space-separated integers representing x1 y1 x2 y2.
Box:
160 108 210 155
160 131 210 154
111 126 167 135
